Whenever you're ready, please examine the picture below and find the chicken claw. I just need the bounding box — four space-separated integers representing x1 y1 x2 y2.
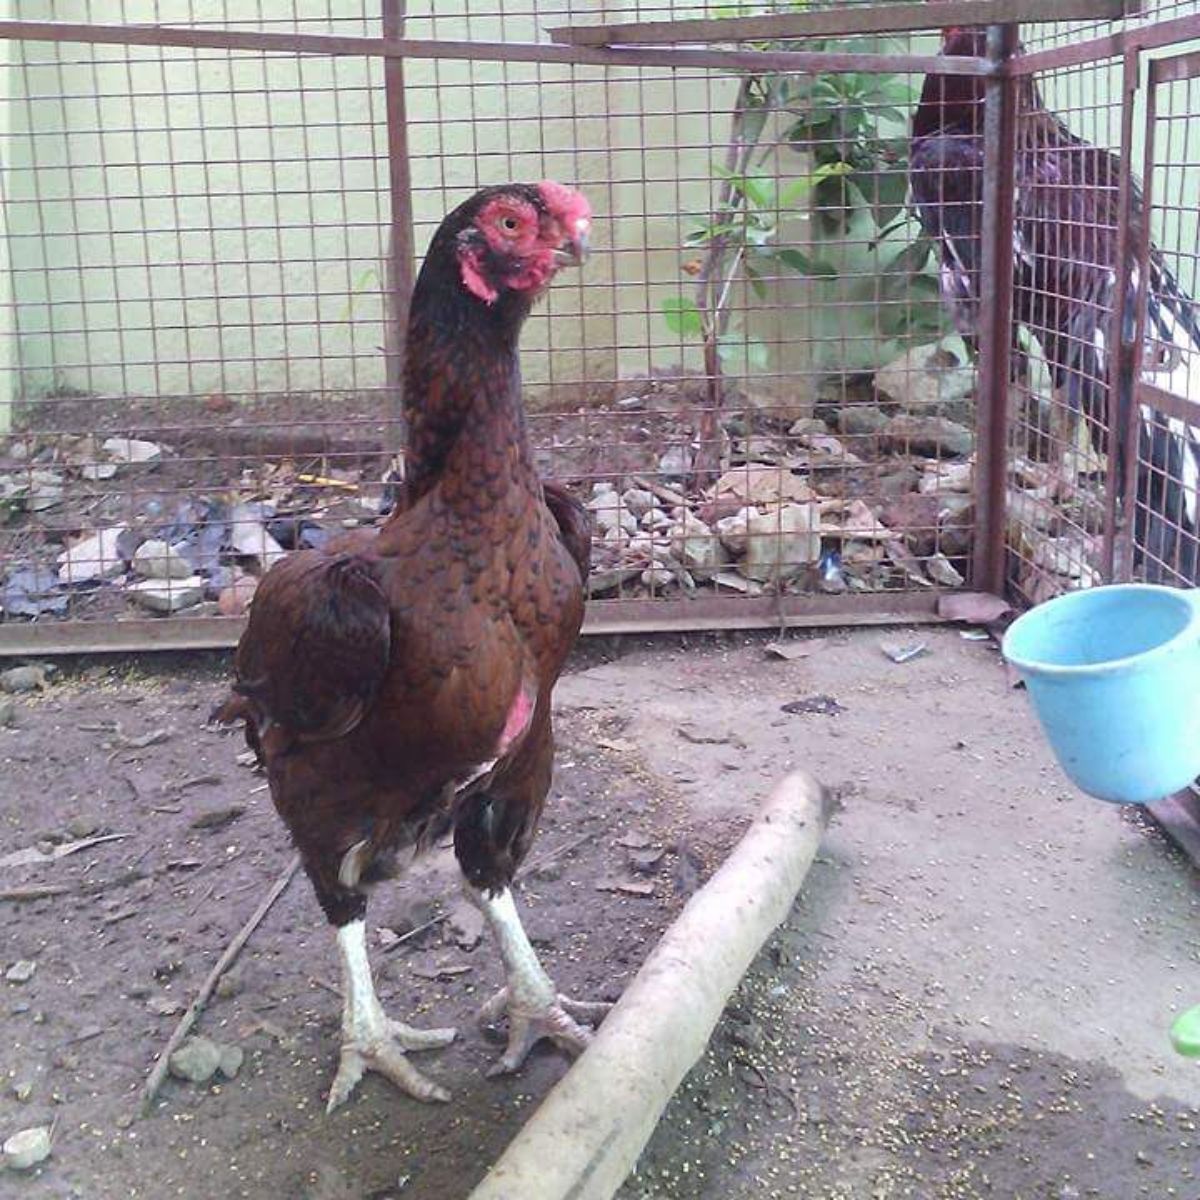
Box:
327 919 456 1113
478 986 611 1075
327 1018 457 1112
466 885 611 1075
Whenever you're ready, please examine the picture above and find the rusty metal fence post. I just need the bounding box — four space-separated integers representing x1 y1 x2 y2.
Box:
1104 44 1144 584
973 23 1020 597
382 0 414 439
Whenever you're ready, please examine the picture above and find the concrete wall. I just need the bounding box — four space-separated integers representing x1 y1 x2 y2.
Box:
0 2 13 433
3 5 1199 433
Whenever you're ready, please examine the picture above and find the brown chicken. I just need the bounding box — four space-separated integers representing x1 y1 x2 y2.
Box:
215 182 604 1110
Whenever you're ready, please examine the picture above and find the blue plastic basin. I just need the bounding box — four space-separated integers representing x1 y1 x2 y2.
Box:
1002 584 1200 803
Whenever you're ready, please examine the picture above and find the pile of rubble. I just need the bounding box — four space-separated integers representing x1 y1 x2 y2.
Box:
0 338 1109 623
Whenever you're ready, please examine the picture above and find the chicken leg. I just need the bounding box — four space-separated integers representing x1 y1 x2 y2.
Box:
466 885 610 1075
326 919 457 1112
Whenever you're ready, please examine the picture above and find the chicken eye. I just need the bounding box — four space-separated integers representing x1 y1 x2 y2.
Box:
500 215 519 233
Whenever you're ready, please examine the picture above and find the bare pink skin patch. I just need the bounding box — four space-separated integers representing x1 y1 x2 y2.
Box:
459 246 499 304
496 683 537 756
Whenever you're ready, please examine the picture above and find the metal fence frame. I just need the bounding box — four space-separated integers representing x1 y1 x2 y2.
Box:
2 0 1198 654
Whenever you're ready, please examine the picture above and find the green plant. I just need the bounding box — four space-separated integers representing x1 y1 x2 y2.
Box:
661 14 944 432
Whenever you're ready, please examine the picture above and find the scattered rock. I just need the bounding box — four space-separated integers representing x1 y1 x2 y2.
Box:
65 815 102 839
229 506 287 570
147 994 184 1017
3 1125 52 1171
58 526 127 584
1 566 67 619
836 405 891 436
628 847 665 874
740 504 822 581
927 552 965 587
26 470 65 512
881 640 929 664
11 1078 34 1102
189 803 245 831
714 509 753 556
781 695 845 716
218 574 258 617
132 538 194 580
102 436 165 464
0 666 51 694
0 698 17 728
215 971 243 1000
217 1044 245 1080
587 487 638 538
6 960 37 984
595 879 655 897
920 459 974 494
127 577 205 614
657 444 693 480
620 487 657 518
715 465 815 510
875 341 975 418
668 512 726 576
882 413 974 459
168 1036 223 1084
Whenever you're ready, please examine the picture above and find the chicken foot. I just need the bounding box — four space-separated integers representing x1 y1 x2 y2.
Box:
466 885 610 1076
326 919 457 1112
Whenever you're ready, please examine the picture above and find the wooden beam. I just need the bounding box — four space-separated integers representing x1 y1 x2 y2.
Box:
548 0 1126 48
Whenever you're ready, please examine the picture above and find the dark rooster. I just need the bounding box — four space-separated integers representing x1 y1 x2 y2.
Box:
910 26 1200 582
215 182 604 1110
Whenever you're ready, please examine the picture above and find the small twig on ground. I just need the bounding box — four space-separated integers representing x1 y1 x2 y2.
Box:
0 884 71 902
380 914 448 954
524 831 593 875
310 976 341 998
139 853 300 1116
187 883 216 917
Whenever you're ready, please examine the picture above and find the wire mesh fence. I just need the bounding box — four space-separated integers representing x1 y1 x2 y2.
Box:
1 1 1199 652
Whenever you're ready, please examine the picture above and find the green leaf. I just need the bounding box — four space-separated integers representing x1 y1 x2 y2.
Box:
717 331 770 372
776 248 837 277
662 296 704 338
744 261 771 300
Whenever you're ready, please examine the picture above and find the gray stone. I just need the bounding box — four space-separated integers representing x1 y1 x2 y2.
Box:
657 444 693 480
620 487 657 518
586 490 637 538
127 576 205 614
168 1035 223 1084
132 538 194 580
715 509 753 556
740 504 822 581
26 470 64 512
102 436 164 464
875 341 975 416
229 508 287 569
217 1044 245 1080
66 815 101 839
0 698 16 728
3 1125 52 1171
882 413 974 459
57 526 127 584
668 512 726 577
836 405 891 437
6 960 36 984
0 667 49 695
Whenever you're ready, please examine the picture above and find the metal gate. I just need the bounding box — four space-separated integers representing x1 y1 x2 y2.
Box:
1 1 1199 655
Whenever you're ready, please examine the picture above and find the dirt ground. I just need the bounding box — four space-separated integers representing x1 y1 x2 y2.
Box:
1 626 1197 1199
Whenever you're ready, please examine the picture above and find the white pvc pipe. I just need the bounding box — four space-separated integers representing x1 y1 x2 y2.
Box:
469 770 833 1200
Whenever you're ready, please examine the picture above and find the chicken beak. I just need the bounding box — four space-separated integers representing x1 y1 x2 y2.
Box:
557 229 590 268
